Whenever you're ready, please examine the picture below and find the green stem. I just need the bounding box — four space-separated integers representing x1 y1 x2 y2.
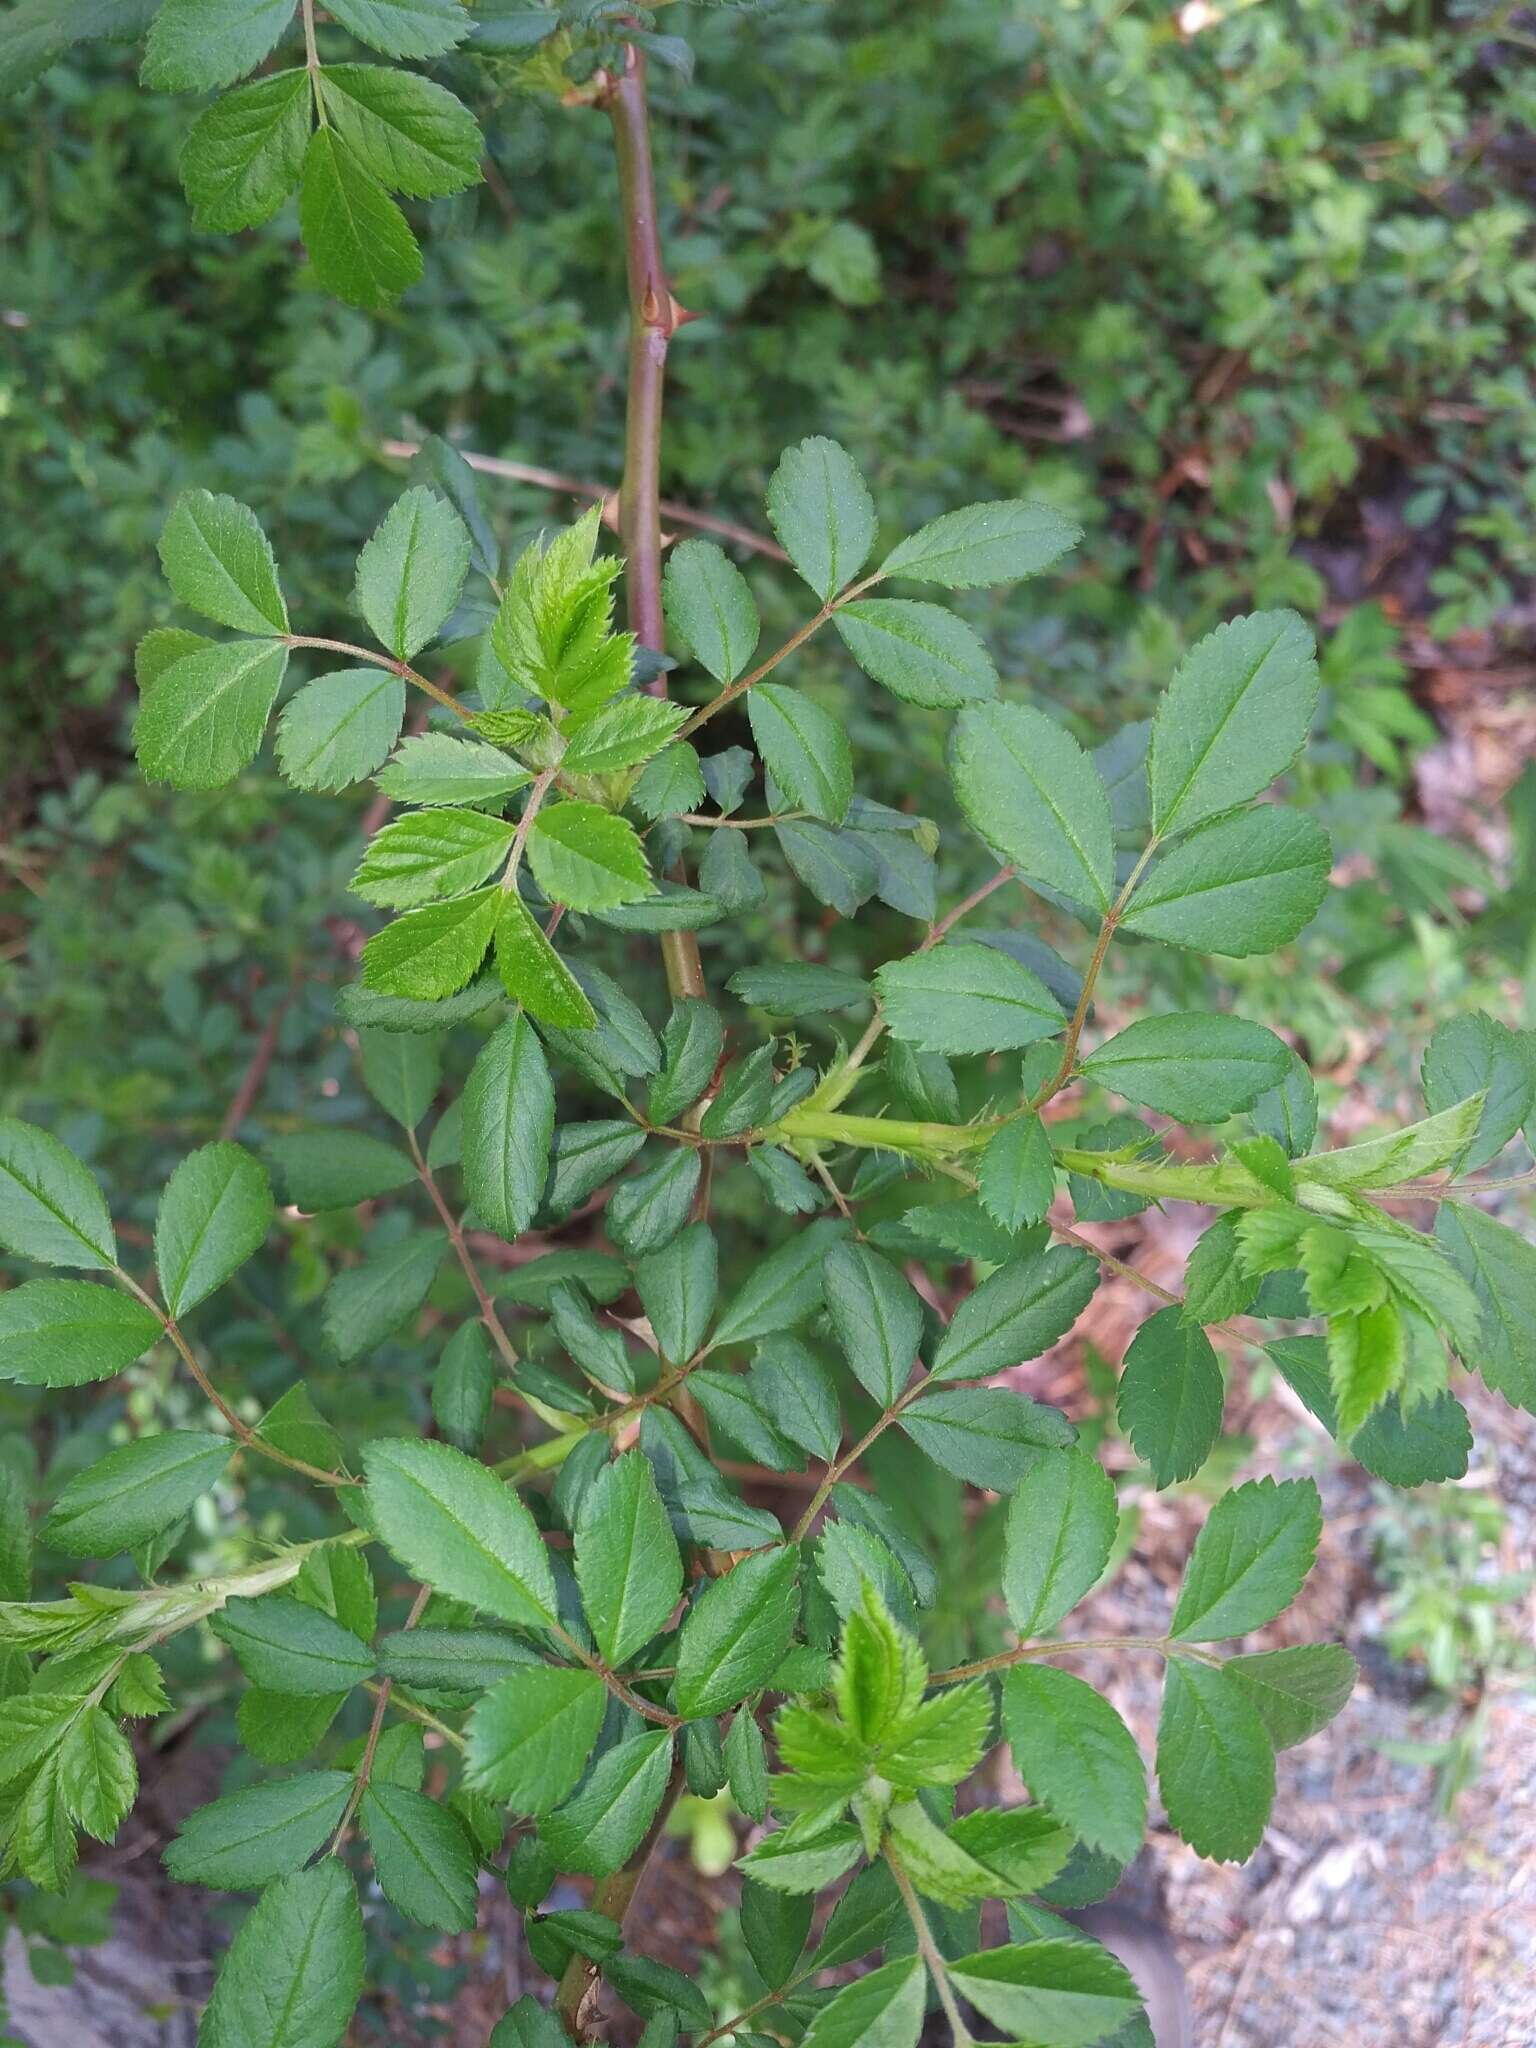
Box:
113 1267 358 1491
931 1633 1222 1686
790 1376 927 1543
408 1134 520 1371
330 1582 432 1851
673 809 811 830
503 767 558 889
775 1107 995 1160
887 1847 975 2047
550 1621 681 1730
281 634 470 721
1028 838 1159 1111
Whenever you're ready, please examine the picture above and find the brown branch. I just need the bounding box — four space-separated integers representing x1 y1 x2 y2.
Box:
379 439 787 563
219 987 294 1141
330 1583 433 1851
408 1134 520 1374
604 42 706 1002
554 1757 687 2039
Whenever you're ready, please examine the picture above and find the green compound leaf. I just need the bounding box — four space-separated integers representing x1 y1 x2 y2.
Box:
299 126 422 311
315 1229 446 1359
134 639 289 790
211 1595 375 1697
136 624 213 693
538 1727 675 1877
410 434 497 580
1117 1307 1224 1487
466 1664 606 1813
0 1119 115 1270
0 1279 162 1389
561 697 687 777
822 1239 921 1408
1422 1011 1534 1172
1148 609 1320 838
946 1940 1140 2046
1002 1663 1146 1863
740 1876 811 1989
834 598 997 708
377 732 531 807
1082 1012 1290 1121
353 808 515 909
433 1321 494 1450
365 1436 558 1628
977 1112 1056 1234
377 1627 536 1693
634 1222 718 1365
765 436 876 601
180 68 311 231
1182 1214 1259 1324
874 941 1064 1055
573 1451 683 1668
899 1384 1074 1489
155 1141 274 1318
724 1708 770 1822
1002 1445 1118 1637
462 1013 555 1241
663 539 761 683
729 963 869 1015
1156 1656 1275 1863
142 0 297 95
197 1859 364 2048
649 1001 722 1125
158 488 288 635
881 498 1081 588
495 895 598 1028
362 885 501 1000
1122 806 1332 956
44 1431 232 1558
268 1138 415 1212
1436 1201 1536 1413
164 1772 353 1889
59 1707 138 1842
1250 1048 1318 1158
318 64 482 197
748 684 853 825
928 1246 1098 1383
323 0 472 59
1226 1643 1358 1750
675 1547 800 1718
1168 1477 1323 1642
799 1955 924 2048
355 486 471 662
528 802 655 912
275 669 405 791
358 1029 443 1129
1266 1334 1474 1483
711 1217 846 1345
950 701 1115 911
360 1781 480 1931
605 1148 700 1257
634 741 706 821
